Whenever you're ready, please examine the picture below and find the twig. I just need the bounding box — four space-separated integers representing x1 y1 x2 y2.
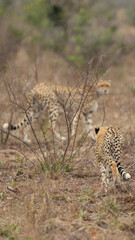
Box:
70 78 97 159
126 162 135 170
7 186 19 194
102 101 106 126
4 81 47 163
4 112 13 144
0 148 34 165
99 67 112 81
0 127 42 164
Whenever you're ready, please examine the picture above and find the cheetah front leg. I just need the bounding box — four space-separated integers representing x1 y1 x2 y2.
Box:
111 161 121 187
23 125 31 143
71 111 80 137
48 104 66 141
83 112 95 140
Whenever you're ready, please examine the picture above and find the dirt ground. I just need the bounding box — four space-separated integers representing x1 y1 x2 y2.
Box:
0 50 135 240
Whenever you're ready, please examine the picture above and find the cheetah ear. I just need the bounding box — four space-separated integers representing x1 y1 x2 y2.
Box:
108 79 111 83
95 127 100 134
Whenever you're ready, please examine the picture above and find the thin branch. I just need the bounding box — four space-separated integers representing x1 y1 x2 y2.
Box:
0 148 34 165
70 79 97 159
4 81 47 163
102 101 106 126
99 67 112 81
0 127 42 163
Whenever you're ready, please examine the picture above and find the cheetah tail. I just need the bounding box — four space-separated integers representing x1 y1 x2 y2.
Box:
3 118 28 131
117 162 131 180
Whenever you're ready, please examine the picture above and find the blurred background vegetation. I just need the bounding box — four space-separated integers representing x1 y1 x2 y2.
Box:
0 0 135 68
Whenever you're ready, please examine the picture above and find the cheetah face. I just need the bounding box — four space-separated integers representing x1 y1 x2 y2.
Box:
96 80 111 96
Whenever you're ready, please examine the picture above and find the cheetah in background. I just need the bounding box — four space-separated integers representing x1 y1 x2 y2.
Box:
95 126 131 192
3 80 110 143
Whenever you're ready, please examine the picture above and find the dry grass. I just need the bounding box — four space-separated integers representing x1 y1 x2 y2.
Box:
0 49 135 240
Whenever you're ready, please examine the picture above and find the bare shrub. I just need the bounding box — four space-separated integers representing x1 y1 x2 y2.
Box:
0 59 109 176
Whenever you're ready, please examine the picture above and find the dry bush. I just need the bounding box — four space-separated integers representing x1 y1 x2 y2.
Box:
0 58 108 177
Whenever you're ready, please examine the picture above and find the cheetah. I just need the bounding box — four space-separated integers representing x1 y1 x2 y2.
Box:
3 80 110 143
95 126 131 192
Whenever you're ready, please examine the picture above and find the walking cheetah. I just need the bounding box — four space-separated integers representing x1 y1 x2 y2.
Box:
95 126 131 192
3 80 110 142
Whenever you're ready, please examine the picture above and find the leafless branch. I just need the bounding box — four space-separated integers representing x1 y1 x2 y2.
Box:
0 127 42 163
4 80 49 165
102 101 106 126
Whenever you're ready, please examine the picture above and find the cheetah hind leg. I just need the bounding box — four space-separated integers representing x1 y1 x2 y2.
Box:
83 112 95 141
100 164 117 194
48 108 66 141
100 164 109 193
111 161 129 193
110 161 124 192
111 161 120 185
23 125 31 143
